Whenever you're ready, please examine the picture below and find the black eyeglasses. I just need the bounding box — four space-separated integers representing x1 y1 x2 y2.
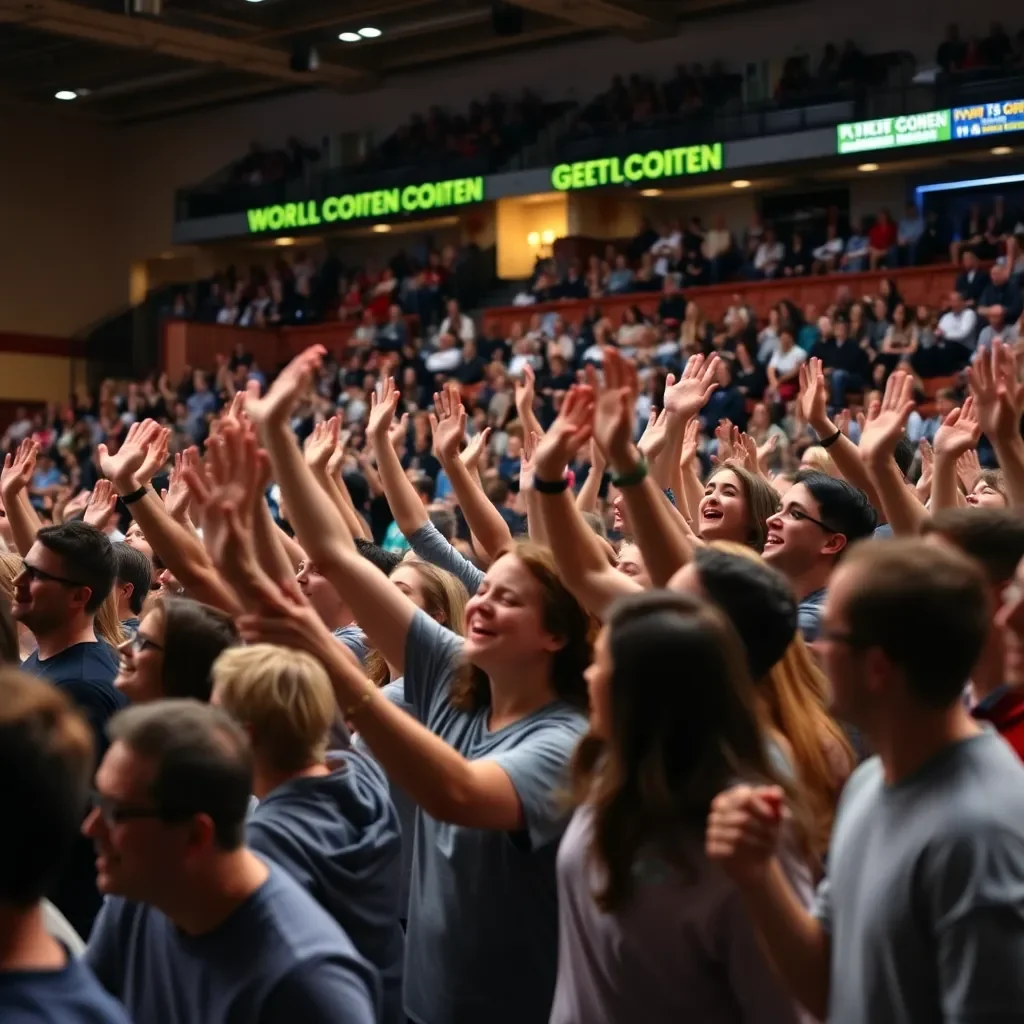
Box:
782 506 839 533
90 789 191 828
19 564 87 588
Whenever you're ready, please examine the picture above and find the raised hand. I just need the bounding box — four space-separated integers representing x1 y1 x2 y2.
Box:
636 408 671 465
98 419 163 491
797 358 829 430
711 419 735 465
705 784 785 886
969 340 1024 443
367 377 399 446
0 438 39 497
934 396 981 459
137 424 170 485
756 433 779 472
247 345 326 428
304 417 338 472
460 427 492 474
429 382 467 464
592 347 638 464
680 417 701 468
957 447 982 493
83 478 118 532
62 488 92 520
162 448 198 521
326 427 351 480
514 362 536 418
519 431 540 493
858 370 915 467
662 353 720 421
533 384 596 481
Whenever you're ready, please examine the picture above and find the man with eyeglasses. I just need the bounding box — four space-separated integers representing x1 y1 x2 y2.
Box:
15 521 126 938
84 700 379 1024
762 470 877 641
707 539 1024 1024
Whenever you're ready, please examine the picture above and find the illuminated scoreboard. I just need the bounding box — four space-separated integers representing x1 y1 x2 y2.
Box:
952 99 1024 139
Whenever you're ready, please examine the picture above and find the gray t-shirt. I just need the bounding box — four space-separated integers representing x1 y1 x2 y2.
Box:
354 679 418 919
813 731 1024 1024
334 624 369 665
247 757 405 1024
550 804 807 1024
85 862 380 1024
407 521 484 595
401 610 589 1024
797 589 826 642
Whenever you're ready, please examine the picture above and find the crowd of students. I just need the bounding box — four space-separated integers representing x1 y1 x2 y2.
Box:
3 326 1024 1023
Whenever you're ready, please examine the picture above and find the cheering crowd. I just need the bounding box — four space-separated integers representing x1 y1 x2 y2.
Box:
3 329 1024 1023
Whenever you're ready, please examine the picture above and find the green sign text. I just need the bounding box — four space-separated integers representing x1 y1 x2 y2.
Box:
246 176 485 234
551 144 723 191
836 110 951 154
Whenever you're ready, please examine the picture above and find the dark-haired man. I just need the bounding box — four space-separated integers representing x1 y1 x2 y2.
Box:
15 521 126 936
111 542 152 637
84 700 379 1024
762 470 877 641
708 539 1024 1024
0 668 130 1021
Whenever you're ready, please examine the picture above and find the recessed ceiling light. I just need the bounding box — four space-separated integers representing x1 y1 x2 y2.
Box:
372 224 392 233
640 188 662 197
338 31 361 42
245 0 265 4
858 162 879 172
274 237 297 247
358 26 382 38
992 146 1013 156
731 179 751 188
55 90 78 101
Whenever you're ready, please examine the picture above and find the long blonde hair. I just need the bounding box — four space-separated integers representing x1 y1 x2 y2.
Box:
95 590 126 653
366 556 470 687
0 553 22 603
710 541 854 864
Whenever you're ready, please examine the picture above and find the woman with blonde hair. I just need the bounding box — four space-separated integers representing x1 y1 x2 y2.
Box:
94 590 126 652
707 540 854 868
0 551 34 660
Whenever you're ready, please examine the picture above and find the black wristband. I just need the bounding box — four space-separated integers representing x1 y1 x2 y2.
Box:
610 457 649 488
532 475 570 495
120 486 148 506
819 429 843 449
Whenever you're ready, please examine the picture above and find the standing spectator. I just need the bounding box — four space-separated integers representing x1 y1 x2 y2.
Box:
0 668 131 1022
707 539 1024 1024
12 521 124 937
85 701 380 1023
703 214 737 283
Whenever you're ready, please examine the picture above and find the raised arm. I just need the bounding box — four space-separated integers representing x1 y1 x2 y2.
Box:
533 385 642 618
311 418 371 543
99 420 243 614
514 362 545 440
971 341 1024 509
799 359 884 514
931 398 981 512
432 383 514 558
247 346 422 672
0 440 44 554
858 371 927 537
575 440 606 515
595 348 699 587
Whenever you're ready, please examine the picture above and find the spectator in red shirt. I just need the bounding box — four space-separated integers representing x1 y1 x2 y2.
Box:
868 209 898 270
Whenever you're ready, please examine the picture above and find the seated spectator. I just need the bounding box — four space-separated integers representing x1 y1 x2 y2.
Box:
606 254 635 294
934 290 978 369
753 228 785 279
439 299 475 344
955 249 990 308
558 261 588 301
951 203 985 265
937 23 966 72
895 203 924 266
657 276 686 327
812 225 844 273
976 304 1019 360
840 218 869 273
766 329 807 403
978 261 1023 327
424 333 463 375
376 305 408 352
868 209 897 270
814 316 871 411
784 233 810 277
703 215 736 283
650 223 682 278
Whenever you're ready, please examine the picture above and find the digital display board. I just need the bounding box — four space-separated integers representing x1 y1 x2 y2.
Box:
836 111 951 154
952 99 1024 139
551 143 724 191
245 176 485 233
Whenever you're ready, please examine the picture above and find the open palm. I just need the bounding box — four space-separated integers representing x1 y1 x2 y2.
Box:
98 419 161 488
248 345 325 428
367 378 399 443
533 385 596 480
934 397 981 459
430 383 466 463
858 370 914 465
797 358 828 426
970 340 1024 442
663 354 720 420
592 348 636 461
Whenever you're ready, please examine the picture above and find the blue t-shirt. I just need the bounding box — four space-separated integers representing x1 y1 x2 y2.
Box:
247 757 405 1024
797 589 827 643
21 640 125 939
401 611 589 1024
86 862 380 1024
0 953 131 1023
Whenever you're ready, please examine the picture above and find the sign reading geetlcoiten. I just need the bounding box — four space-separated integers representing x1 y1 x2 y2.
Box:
245 176 485 234
550 144 724 191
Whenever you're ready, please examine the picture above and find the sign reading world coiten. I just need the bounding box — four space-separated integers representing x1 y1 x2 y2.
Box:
245 176 485 233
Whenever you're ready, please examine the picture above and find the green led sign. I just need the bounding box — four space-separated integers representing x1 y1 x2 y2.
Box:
246 176 485 234
836 110 951 154
551 143 724 191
